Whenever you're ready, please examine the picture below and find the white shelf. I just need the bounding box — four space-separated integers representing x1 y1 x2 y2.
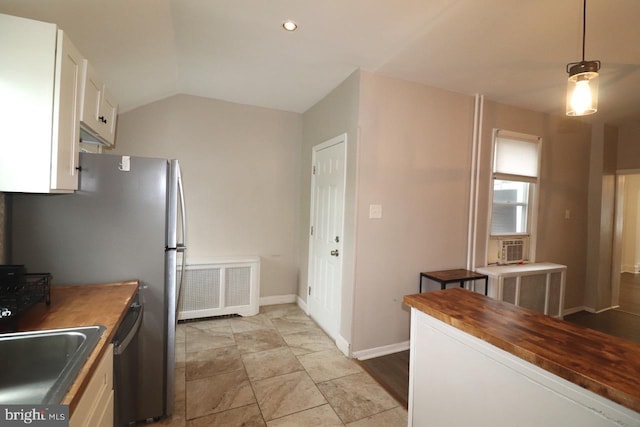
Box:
476 263 566 318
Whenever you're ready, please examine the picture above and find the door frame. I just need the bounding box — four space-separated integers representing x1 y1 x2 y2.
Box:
612 169 640 308
307 133 347 348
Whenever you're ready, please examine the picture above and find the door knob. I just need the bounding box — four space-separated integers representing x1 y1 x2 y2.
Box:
330 249 339 257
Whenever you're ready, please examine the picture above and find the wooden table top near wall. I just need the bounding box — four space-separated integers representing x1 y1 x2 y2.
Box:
404 288 640 414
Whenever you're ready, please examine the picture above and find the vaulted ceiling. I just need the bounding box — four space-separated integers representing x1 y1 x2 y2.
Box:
2 0 639 125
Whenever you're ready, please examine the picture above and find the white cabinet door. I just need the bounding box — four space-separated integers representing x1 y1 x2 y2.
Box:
80 60 118 147
100 86 118 146
80 61 103 137
51 30 83 191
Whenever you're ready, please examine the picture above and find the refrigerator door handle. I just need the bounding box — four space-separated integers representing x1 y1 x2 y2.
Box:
176 164 187 308
177 164 187 251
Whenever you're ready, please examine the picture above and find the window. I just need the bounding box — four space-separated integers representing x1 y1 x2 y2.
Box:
490 130 541 237
491 179 530 234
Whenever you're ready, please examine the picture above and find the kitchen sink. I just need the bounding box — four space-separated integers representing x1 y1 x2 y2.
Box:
0 325 106 404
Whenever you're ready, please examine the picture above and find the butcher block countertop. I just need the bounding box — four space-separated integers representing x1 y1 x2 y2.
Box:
17 280 139 414
404 288 640 414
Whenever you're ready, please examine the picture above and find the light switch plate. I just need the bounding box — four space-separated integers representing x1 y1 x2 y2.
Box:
369 204 382 219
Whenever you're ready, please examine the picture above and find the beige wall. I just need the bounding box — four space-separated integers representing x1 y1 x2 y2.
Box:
113 94 303 298
352 73 474 352
617 123 640 171
300 70 360 344
475 101 591 311
302 72 594 353
538 116 591 310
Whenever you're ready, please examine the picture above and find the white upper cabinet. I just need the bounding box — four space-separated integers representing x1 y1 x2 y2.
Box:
80 60 119 147
0 14 83 193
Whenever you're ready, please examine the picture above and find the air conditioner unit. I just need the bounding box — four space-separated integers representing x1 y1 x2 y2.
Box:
500 239 524 264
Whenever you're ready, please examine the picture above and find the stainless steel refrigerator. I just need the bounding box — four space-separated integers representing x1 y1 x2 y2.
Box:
9 152 186 422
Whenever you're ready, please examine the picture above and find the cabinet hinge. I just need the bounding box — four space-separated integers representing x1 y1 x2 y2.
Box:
308 287 311 296
312 165 316 175
310 225 314 236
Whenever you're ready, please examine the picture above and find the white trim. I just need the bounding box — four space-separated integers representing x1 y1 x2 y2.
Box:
296 296 308 313
335 334 351 357
611 174 625 307
259 294 296 306
564 305 621 315
186 255 260 265
468 94 484 270
562 305 588 316
595 305 620 313
488 129 541 264
495 128 541 144
351 340 410 361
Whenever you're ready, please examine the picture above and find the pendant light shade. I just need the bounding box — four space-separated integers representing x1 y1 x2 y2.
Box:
566 61 600 116
565 0 601 116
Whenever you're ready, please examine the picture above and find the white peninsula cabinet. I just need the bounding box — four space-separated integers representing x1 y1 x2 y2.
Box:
404 289 640 427
0 13 84 193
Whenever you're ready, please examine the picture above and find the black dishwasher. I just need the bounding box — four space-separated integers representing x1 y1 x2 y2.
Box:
113 296 143 427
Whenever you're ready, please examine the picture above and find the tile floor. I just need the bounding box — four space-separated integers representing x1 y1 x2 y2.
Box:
156 304 407 426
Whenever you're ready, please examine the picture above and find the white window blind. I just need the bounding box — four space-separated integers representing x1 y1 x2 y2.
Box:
489 130 541 238
493 131 540 179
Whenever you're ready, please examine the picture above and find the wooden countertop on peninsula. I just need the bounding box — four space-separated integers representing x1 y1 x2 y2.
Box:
17 281 139 414
404 288 640 414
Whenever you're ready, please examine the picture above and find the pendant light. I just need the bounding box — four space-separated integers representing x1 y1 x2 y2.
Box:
566 0 601 116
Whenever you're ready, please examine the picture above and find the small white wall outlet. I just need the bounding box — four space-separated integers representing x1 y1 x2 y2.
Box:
369 204 382 219
119 155 130 171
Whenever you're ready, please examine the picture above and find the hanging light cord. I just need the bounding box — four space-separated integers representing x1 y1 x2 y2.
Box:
581 0 587 62
566 0 600 74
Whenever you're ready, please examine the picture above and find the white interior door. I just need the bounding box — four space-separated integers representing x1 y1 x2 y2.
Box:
308 135 346 340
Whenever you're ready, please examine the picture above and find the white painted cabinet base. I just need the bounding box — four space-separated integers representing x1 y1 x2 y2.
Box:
408 308 640 427
70 344 114 427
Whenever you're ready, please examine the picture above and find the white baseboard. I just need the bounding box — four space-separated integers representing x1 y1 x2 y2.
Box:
336 334 351 357
269 295 349 359
296 296 308 314
352 340 410 361
595 305 619 313
564 305 620 316
563 305 588 316
292 297 348 356
259 294 297 306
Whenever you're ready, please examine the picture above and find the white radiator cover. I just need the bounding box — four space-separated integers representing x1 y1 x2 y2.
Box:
178 256 260 320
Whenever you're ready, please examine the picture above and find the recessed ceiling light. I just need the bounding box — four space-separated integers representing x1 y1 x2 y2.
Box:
282 20 298 32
